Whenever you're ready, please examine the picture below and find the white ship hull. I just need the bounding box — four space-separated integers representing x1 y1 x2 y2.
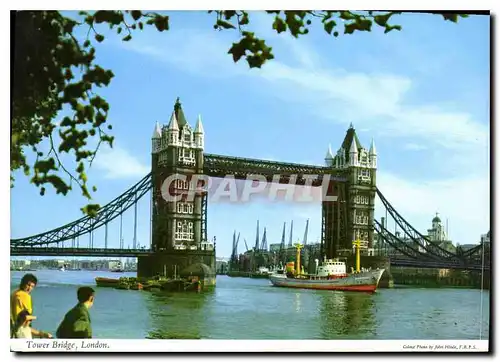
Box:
269 269 385 293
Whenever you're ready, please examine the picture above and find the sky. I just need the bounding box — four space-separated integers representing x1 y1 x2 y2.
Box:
10 11 490 259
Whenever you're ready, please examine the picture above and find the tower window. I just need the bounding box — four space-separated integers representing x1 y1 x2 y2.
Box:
174 220 195 241
176 202 194 214
176 179 189 190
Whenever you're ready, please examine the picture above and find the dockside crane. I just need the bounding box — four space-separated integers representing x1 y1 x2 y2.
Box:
231 230 240 269
303 219 309 245
279 222 287 267
261 227 268 251
230 231 239 271
254 220 260 251
288 220 294 247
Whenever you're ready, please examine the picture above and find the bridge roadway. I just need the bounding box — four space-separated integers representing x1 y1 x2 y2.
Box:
10 247 152 258
10 247 489 271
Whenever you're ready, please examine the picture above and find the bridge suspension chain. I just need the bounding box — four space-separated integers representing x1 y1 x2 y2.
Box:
376 188 461 262
373 219 440 260
11 173 152 247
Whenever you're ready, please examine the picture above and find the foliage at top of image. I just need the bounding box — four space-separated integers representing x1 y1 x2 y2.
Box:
11 10 468 217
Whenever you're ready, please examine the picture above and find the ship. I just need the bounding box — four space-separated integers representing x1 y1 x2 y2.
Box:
269 240 385 293
95 277 121 288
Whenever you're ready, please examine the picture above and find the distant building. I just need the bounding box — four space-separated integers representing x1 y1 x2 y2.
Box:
10 259 31 270
427 213 447 243
108 260 122 270
374 213 456 255
481 231 490 245
457 244 478 252
269 243 281 253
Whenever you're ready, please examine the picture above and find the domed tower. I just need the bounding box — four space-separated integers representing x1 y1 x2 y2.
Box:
432 213 441 228
428 212 446 242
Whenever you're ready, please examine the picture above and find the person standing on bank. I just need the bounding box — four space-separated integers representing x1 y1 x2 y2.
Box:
11 274 38 331
56 287 95 339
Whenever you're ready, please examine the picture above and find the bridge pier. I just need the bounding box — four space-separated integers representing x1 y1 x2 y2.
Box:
390 267 490 289
137 250 216 289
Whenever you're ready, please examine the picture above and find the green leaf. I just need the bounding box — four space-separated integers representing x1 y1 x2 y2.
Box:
81 203 101 217
324 20 336 35
384 24 402 33
123 34 132 41
131 10 142 21
95 34 105 42
216 19 236 29
272 17 287 33
374 13 393 27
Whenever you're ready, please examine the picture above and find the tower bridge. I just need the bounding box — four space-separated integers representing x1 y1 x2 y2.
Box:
11 99 490 278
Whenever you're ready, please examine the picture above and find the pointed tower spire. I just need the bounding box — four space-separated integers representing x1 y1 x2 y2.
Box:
369 137 377 169
194 114 205 150
151 121 162 153
194 114 204 134
324 144 334 167
173 97 188 129
168 111 179 131
325 144 333 159
349 137 358 154
288 220 294 247
152 121 162 139
369 138 377 155
349 134 358 166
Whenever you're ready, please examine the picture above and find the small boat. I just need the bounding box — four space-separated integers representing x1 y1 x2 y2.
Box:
59 266 65 272
269 240 385 293
250 266 270 278
95 277 121 288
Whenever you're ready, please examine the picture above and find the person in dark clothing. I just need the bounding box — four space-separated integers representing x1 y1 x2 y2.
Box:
56 287 95 339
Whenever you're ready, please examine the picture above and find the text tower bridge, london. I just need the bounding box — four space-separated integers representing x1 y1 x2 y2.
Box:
11 99 490 275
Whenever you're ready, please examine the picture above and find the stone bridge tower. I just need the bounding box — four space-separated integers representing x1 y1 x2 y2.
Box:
138 98 214 280
151 98 206 251
323 124 377 257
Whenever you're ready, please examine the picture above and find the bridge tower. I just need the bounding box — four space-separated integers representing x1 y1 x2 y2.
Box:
138 98 215 281
323 124 377 258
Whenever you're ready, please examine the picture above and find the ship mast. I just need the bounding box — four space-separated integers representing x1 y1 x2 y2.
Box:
294 241 303 276
353 239 361 273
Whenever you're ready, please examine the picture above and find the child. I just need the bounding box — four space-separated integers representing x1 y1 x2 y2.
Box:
12 309 52 339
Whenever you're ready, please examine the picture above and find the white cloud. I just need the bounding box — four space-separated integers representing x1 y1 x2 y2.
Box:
117 22 489 245
404 143 427 151
119 27 488 159
92 144 149 180
375 171 490 245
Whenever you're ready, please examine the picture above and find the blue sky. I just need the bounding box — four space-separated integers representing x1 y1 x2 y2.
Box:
11 11 490 258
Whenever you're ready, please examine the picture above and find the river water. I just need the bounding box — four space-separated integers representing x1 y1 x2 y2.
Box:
10 270 489 340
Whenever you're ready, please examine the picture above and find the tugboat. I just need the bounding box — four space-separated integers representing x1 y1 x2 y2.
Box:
269 240 385 293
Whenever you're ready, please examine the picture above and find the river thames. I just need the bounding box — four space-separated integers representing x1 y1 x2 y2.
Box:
10 270 489 340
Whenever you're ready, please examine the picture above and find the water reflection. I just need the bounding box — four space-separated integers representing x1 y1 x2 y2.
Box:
318 291 376 339
294 292 302 313
144 290 213 339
